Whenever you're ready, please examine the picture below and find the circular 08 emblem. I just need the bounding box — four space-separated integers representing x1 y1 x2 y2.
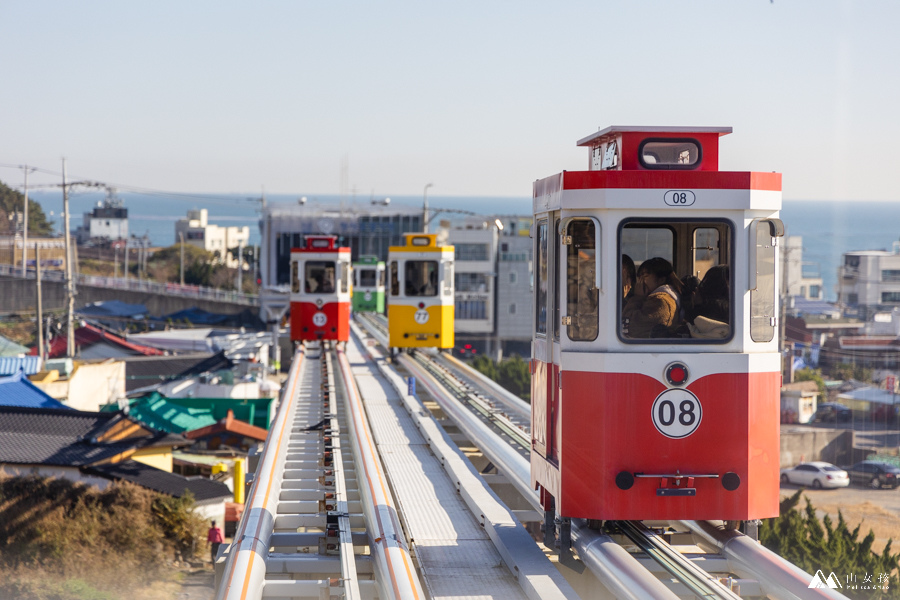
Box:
414 309 430 324
651 388 702 439
312 312 328 327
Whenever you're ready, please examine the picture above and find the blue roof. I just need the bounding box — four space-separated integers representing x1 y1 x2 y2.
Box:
0 356 43 376
151 307 231 325
76 300 148 318
0 371 70 410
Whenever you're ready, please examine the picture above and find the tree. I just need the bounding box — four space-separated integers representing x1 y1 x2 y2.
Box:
795 368 827 397
469 354 531 402
760 490 900 599
0 179 54 236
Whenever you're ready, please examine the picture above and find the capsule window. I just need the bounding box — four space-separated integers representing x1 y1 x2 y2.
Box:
404 260 439 297
566 219 599 342
749 219 784 343
359 269 377 287
390 261 399 296
620 220 732 343
305 261 336 294
639 138 701 169
291 260 300 294
339 263 349 294
535 220 549 336
553 218 561 340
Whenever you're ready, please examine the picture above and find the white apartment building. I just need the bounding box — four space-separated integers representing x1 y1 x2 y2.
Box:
783 236 823 300
838 245 900 320
175 209 249 268
448 222 498 335
76 199 128 244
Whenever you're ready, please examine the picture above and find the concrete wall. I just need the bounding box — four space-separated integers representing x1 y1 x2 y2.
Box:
780 426 854 467
0 275 252 317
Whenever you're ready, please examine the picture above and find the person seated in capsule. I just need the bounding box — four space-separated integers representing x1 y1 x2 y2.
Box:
622 257 684 338
681 264 730 339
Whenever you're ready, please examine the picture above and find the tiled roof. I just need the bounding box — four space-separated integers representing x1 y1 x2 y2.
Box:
0 406 184 467
82 460 231 502
122 351 232 393
126 394 217 434
0 334 29 357
0 371 69 409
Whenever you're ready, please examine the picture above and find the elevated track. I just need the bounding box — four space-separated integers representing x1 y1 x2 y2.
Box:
215 312 846 600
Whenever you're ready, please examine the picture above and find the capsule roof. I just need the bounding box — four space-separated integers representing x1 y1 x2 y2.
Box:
577 126 732 172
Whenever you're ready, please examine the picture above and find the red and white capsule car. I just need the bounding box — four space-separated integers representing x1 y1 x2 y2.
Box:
290 235 351 343
531 126 784 523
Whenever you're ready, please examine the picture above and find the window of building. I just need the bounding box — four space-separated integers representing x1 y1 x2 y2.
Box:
456 273 490 292
620 220 733 342
305 261 336 294
510 271 517 284
809 285 821 298
882 292 900 303
847 293 858 305
535 220 548 335
509 303 517 314
390 261 399 296
883 270 900 282
456 299 487 320
566 219 598 342
404 260 439 296
455 243 489 261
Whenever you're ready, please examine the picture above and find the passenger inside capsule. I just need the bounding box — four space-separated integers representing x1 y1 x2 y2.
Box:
622 257 684 338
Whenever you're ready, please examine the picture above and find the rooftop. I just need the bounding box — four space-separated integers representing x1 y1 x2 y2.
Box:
83 459 231 502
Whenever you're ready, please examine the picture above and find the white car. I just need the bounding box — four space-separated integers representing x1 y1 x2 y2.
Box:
780 462 850 489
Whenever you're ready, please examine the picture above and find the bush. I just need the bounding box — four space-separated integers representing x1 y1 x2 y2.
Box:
0 474 206 599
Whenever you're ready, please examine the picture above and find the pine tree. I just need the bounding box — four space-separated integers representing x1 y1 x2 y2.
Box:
760 490 900 598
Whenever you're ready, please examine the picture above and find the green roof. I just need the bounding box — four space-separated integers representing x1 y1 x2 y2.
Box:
126 393 274 434
355 255 383 266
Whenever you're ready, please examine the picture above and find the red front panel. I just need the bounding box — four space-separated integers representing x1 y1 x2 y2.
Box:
290 301 350 342
533 368 780 521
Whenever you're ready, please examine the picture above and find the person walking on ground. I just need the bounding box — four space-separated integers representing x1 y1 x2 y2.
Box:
207 520 224 565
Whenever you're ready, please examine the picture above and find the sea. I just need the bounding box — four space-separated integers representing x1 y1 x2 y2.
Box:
26 191 899 302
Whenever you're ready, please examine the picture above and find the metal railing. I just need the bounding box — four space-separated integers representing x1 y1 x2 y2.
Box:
0 263 258 306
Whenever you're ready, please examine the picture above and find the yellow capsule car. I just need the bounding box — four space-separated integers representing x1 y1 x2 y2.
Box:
387 233 454 349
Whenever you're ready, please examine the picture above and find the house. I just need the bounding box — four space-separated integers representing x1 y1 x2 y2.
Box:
122 351 232 394
780 380 819 424
120 392 273 434
0 406 185 476
82 459 231 523
0 334 30 357
30 358 127 412
34 323 164 360
0 370 69 410
184 410 268 453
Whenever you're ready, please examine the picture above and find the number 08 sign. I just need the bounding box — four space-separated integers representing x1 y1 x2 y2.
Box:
651 388 702 439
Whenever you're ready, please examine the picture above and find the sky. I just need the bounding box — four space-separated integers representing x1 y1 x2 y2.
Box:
1 1 898 201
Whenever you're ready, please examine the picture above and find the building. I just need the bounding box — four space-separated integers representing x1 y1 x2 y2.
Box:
175 208 250 267
0 235 70 270
838 245 900 320
75 193 128 244
782 236 823 300
496 232 533 357
449 221 499 336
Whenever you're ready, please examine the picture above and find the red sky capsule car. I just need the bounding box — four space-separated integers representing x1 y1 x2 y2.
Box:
530 126 784 534
290 235 351 343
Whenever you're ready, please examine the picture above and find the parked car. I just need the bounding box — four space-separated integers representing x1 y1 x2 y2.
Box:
780 462 850 489
844 461 900 489
811 402 852 423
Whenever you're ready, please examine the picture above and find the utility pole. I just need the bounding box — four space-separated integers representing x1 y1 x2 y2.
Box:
62 159 75 358
179 231 185 285
237 240 244 292
124 238 130 280
35 245 43 360
21 165 36 276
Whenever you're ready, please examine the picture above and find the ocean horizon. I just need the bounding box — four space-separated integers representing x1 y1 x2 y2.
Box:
26 191 898 302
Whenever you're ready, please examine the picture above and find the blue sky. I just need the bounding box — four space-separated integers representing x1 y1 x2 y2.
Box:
1 1 896 201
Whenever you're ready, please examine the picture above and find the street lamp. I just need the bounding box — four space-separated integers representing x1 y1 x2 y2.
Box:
423 183 433 233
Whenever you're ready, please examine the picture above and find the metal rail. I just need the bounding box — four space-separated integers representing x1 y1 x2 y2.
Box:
355 313 847 600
